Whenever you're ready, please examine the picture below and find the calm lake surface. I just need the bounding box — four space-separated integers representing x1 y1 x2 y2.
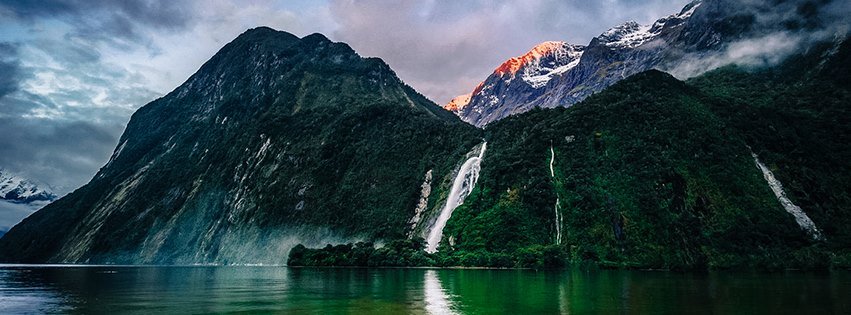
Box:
0 265 848 314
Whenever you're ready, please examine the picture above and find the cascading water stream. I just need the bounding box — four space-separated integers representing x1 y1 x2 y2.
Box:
751 151 822 240
425 142 487 253
550 145 562 245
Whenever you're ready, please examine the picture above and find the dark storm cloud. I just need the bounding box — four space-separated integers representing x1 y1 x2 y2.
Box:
0 117 122 193
0 43 21 98
2 0 193 41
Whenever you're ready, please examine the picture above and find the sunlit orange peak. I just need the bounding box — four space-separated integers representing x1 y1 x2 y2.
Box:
444 81 485 112
445 94 471 112
494 41 566 76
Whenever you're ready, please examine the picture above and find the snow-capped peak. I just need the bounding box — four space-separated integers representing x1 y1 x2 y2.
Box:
0 169 57 204
492 41 585 89
599 1 701 49
495 41 566 76
677 0 702 20
521 43 585 88
599 21 655 49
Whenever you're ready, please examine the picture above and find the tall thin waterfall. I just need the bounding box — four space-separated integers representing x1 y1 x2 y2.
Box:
550 145 562 245
751 152 823 240
425 142 487 253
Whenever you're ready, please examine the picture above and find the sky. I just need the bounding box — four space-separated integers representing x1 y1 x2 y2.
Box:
0 0 692 199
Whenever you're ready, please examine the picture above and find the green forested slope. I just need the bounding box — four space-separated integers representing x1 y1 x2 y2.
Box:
291 39 850 270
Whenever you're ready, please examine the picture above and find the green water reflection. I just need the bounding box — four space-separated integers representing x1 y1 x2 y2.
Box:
0 266 848 314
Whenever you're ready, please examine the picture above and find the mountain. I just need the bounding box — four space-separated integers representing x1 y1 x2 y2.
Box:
289 35 851 270
0 169 56 204
0 27 480 264
2 3 848 269
449 0 841 127
436 36 851 269
446 41 585 125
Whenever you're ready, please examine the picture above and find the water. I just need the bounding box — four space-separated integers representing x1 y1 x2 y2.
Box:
751 152 822 240
1 266 848 314
550 145 562 245
426 142 487 253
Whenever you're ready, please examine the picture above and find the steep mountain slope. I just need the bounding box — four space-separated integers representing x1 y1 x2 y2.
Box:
451 0 843 127
688 37 851 253
289 51 849 270
441 71 811 269
0 27 480 264
435 37 850 270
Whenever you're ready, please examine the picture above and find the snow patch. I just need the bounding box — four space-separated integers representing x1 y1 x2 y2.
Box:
0 169 56 203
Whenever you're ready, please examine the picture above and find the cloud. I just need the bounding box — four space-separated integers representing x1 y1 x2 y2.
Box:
667 0 851 78
2 0 194 44
0 0 336 197
0 117 122 194
0 43 21 98
0 0 694 202
0 201 49 233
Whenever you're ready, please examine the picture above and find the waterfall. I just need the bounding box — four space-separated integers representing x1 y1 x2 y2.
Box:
550 145 561 245
549 145 556 177
554 199 562 245
425 142 487 253
751 152 822 240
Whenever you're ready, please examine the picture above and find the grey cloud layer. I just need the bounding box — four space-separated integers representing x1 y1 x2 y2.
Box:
668 0 851 78
0 43 21 98
3 0 194 42
0 0 694 227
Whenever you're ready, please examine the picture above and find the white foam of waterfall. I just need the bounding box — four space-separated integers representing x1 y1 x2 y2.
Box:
425 142 487 253
554 198 562 245
751 152 822 240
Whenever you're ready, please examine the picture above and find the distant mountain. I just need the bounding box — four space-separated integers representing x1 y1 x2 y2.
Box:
0 27 480 264
445 41 584 125
0 169 56 204
449 0 839 127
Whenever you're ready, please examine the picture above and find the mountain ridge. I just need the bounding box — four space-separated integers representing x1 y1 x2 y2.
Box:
0 27 480 264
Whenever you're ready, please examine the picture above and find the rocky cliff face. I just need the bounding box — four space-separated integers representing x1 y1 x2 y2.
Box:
0 27 480 264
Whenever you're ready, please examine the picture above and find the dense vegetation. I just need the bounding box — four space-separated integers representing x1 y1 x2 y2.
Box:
292 38 851 270
288 238 564 269
687 39 851 267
